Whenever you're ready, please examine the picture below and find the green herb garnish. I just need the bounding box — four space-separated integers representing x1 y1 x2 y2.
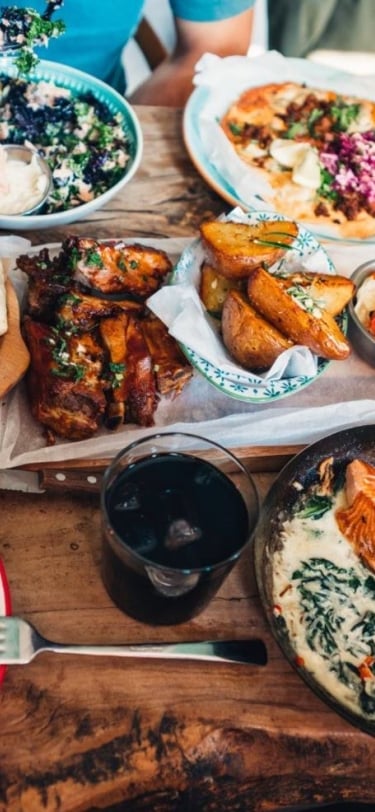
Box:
295 494 333 520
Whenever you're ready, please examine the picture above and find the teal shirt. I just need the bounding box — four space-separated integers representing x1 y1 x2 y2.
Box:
14 1 254 92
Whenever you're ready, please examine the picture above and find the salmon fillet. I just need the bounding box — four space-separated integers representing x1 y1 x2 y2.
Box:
335 459 375 572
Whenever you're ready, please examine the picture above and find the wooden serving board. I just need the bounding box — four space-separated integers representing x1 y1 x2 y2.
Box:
21 443 306 492
0 279 30 398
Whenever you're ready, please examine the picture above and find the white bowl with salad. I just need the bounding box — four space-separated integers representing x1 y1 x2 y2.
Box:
0 58 143 230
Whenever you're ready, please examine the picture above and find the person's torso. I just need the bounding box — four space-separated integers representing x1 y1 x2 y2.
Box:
267 0 375 57
11 0 145 89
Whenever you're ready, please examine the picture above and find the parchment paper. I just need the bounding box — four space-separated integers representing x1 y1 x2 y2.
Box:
148 207 318 382
0 232 374 472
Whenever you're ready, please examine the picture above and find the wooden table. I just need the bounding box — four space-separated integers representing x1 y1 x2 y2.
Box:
0 106 374 812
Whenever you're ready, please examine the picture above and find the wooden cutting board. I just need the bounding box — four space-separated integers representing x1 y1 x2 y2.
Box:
0 278 30 398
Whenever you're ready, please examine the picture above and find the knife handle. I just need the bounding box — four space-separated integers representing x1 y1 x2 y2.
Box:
38 466 105 493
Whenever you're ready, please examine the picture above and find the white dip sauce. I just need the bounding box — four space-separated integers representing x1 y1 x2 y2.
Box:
272 479 375 721
0 149 48 215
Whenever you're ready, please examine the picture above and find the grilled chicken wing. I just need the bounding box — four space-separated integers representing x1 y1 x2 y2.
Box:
62 236 172 298
141 313 193 395
123 315 157 426
17 248 71 321
57 289 142 331
99 313 128 427
100 313 157 428
21 236 190 442
23 317 107 441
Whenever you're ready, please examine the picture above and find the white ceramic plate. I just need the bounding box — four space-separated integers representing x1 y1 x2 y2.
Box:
0 559 11 685
183 54 375 243
171 210 346 404
0 60 143 230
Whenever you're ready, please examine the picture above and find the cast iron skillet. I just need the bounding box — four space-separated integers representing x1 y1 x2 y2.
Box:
253 423 375 736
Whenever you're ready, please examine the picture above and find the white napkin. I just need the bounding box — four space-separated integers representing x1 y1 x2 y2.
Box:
147 208 318 384
148 282 316 382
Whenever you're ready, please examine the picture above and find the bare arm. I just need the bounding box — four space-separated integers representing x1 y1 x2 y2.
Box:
128 8 254 107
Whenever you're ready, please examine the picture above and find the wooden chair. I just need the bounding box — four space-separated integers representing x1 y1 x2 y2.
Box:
133 17 169 71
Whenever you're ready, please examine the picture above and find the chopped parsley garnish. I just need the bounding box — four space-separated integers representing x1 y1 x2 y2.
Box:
228 121 244 136
85 249 104 268
108 362 126 389
286 121 307 139
286 284 322 315
59 292 82 306
52 363 85 381
318 167 339 202
47 328 85 381
330 101 360 132
66 246 81 270
295 494 333 520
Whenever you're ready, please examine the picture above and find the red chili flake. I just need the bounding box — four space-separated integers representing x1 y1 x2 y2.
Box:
358 655 375 681
272 604 282 616
280 583 292 597
295 655 305 668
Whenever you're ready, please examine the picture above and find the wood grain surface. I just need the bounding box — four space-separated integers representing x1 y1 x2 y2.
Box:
1 478 374 812
0 106 375 812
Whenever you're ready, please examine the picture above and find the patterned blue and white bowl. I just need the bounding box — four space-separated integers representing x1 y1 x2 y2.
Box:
171 209 346 404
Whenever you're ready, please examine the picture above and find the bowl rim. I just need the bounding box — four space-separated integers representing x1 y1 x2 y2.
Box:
0 60 144 228
349 258 375 346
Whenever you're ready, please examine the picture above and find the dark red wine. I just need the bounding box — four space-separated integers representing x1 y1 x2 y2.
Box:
101 452 249 624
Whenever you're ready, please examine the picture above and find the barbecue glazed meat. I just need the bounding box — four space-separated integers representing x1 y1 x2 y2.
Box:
57 289 142 332
141 313 193 395
99 313 157 427
17 248 71 321
123 315 157 426
23 317 107 441
20 237 192 442
99 313 129 428
62 236 173 298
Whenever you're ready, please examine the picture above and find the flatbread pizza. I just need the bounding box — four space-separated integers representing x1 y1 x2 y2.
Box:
221 81 375 239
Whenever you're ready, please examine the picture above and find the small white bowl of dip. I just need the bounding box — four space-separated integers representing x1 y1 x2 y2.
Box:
0 144 52 216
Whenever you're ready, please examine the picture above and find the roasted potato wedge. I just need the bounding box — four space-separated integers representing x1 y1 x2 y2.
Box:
222 290 293 370
274 271 355 316
247 266 351 361
199 262 245 317
200 219 299 279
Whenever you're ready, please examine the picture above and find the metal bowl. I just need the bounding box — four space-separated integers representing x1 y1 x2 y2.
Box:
348 259 375 367
0 144 52 215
